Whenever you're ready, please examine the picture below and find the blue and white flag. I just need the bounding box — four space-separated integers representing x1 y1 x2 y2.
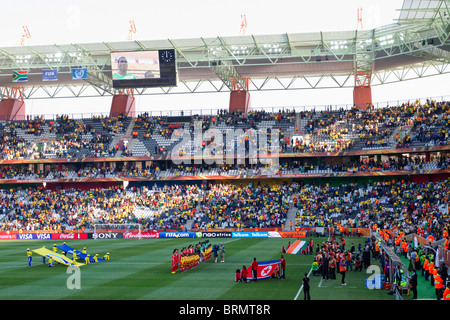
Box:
57 243 106 262
42 69 58 81
72 67 87 80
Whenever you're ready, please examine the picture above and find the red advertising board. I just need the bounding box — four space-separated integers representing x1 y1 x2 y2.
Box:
0 234 16 240
51 233 88 240
278 231 307 238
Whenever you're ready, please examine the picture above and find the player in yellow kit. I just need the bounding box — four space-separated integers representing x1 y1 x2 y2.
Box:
27 249 32 267
48 256 54 267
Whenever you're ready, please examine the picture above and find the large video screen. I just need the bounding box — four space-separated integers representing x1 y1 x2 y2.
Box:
111 49 177 89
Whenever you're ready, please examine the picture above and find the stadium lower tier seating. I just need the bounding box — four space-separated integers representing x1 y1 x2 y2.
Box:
0 179 448 248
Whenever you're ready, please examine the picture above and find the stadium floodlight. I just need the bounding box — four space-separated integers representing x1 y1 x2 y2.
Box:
264 44 283 54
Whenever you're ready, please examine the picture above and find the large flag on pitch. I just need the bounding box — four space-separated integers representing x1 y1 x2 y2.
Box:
33 247 84 267
57 243 106 263
246 260 280 280
286 240 307 254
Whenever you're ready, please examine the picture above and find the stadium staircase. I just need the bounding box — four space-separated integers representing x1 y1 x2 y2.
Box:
284 206 298 231
112 118 136 157
185 202 202 231
388 110 416 147
185 218 194 231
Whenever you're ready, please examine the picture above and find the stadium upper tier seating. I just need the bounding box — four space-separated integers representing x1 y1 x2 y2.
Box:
0 99 447 181
0 99 447 162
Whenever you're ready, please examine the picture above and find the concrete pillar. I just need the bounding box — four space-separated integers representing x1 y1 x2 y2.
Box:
110 94 135 118
0 99 26 121
353 86 372 110
229 90 250 114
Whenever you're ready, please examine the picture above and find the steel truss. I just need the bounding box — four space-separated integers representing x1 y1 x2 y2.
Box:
0 0 449 100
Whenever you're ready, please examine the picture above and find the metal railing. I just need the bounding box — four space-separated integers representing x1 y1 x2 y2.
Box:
372 231 410 300
23 94 450 120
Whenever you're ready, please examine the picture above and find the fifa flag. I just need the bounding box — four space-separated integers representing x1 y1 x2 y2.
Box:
13 70 28 82
33 247 84 267
286 240 307 255
42 69 58 81
246 260 280 280
72 68 87 80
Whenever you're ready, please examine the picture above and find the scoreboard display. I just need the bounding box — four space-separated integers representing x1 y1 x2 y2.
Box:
111 49 177 89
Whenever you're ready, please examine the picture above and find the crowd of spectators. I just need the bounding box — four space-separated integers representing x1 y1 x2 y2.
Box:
293 99 449 153
0 184 197 232
191 182 291 230
294 179 449 242
0 178 448 248
0 100 448 161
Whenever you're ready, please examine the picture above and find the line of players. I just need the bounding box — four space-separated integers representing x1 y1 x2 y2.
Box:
171 240 212 273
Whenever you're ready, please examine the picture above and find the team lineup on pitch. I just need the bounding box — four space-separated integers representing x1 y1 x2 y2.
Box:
9 236 399 301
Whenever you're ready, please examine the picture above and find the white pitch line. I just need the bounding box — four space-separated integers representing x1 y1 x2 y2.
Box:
293 267 312 300
293 233 333 298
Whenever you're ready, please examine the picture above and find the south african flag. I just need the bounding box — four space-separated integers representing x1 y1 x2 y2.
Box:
13 70 28 82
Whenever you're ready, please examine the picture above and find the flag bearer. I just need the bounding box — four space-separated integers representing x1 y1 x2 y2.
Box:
27 249 32 267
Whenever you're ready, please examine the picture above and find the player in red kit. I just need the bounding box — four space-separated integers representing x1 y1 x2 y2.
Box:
241 265 248 283
280 255 286 279
272 263 280 279
235 269 241 282
251 258 258 282
171 248 179 273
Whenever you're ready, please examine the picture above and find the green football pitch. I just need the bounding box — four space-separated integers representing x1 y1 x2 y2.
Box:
0 237 409 301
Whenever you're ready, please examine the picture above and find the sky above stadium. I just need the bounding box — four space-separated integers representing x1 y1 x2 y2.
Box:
1 0 403 46
1 0 449 116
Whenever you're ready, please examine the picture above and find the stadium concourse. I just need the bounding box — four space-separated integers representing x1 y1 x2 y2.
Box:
0 99 449 300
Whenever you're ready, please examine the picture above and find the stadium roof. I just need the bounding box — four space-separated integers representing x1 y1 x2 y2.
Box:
0 0 449 100
397 0 448 21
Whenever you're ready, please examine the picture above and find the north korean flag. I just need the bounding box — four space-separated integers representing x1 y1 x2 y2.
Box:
247 260 280 280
